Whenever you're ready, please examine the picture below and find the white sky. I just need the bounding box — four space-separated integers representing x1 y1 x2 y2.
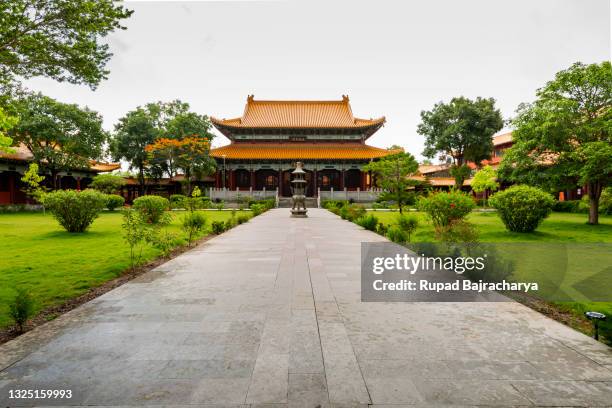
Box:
24 0 611 161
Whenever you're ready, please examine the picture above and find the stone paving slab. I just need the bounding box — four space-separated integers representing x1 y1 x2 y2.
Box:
1 208 611 407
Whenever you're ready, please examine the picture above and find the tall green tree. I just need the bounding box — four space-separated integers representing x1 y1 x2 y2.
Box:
0 106 17 153
499 61 611 225
417 97 504 188
110 101 214 194
363 152 419 214
110 107 158 195
0 0 132 92
471 165 499 207
10 93 107 189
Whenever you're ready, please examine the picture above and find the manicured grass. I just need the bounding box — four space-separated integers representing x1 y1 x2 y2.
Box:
0 210 250 328
368 210 612 243
367 210 612 343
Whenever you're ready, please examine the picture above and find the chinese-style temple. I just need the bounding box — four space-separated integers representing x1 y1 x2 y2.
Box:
0 143 120 205
209 95 399 197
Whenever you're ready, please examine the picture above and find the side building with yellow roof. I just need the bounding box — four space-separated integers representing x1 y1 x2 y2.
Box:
210 95 398 197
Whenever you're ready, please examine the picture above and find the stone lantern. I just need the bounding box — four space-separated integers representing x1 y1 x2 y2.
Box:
291 162 308 217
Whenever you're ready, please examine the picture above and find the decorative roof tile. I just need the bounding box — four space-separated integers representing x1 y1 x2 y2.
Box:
211 95 385 129
0 143 120 172
210 143 399 160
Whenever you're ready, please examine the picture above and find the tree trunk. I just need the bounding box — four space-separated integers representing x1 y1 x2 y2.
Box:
51 170 59 190
138 166 145 196
587 182 602 225
397 189 403 214
186 168 192 196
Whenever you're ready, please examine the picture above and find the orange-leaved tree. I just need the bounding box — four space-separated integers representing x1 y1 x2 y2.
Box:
146 136 215 195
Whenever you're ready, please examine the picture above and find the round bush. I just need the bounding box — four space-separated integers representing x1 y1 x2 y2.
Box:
41 189 107 232
356 214 378 231
488 185 554 232
418 190 475 227
169 194 187 208
386 226 408 243
132 195 170 223
105 194 125 211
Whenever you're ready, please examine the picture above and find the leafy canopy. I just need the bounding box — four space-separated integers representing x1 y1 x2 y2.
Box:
418 96 503 188
110 101 214 191
499 61 611 224
471 165 499 194
363 152 419 213
0 106 17 153
0 0 132 91
91 173 127 194
9 93 107 185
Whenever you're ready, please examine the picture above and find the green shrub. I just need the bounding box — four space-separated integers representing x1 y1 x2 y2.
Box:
236 214 250 224
182 211 207 246
40 189 107 232
488 185 555 232
121 208 152 271
552 200 580 213
376 222 389 236
105 194 125 211
251 203 265 216
132 195 170 223
214 201 225 211
386 226 408 243
148 229 177 257
418 190 475 227
90 174 126 194
356 214 378 231
322 200 348 209
211 220 225 234
9 287 35 333
169 194 187 208
600 187 612 215
397 214 419 242
340 203 366 221
435 220 479 243
225 217 237 230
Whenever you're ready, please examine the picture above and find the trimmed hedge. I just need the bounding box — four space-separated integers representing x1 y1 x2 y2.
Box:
105 194 125 211
489 185 554 232
132 195 170 223
418 190 475 227
40 189 107 232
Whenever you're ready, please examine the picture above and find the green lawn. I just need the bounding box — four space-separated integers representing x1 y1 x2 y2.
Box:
369 210 612 243
367 210 612 343
0 210 249 328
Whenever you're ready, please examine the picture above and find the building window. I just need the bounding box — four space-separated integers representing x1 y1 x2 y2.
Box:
321 175 330 187
265 175 276 187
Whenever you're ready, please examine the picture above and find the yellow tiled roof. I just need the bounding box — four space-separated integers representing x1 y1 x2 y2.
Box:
0 143 120 172
210 143 400 160
211 95 385 129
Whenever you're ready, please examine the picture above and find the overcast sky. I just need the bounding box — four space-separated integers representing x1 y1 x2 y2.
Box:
24 0 611 161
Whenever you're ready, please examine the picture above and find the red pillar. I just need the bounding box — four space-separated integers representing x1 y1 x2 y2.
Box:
229 170 235 190
76 177 81 191
250 170 255 190
313 169 318 195
340 169 345 190
8 172 15 204
215 171 220 188
278 169 283 196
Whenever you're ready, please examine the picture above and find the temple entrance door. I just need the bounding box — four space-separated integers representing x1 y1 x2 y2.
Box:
281 170 292 197
282 168 313 197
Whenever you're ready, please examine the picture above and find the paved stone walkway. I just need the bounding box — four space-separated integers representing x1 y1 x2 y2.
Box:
1 208 612 407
